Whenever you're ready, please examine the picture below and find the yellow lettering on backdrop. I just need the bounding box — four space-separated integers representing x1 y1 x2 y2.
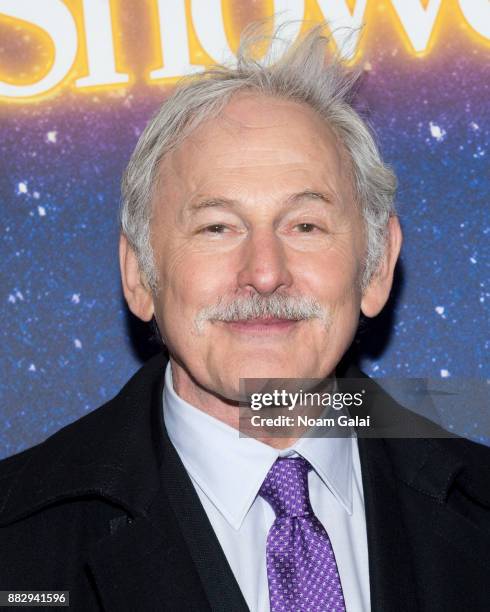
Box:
0 0 77 99
75 0 129 88
0 0 488 103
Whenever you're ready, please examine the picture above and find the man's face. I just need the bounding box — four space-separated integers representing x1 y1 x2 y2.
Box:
148 95 367 401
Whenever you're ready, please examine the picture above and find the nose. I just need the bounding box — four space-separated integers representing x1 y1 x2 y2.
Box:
236 229 293 295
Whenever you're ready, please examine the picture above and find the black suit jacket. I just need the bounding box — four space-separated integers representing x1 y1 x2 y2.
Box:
1 352 489 611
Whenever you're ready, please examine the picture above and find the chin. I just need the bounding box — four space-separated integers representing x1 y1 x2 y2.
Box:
229 358 313 382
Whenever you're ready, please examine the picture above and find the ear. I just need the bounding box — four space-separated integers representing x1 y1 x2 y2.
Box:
361 216 402 318
119 234 154 322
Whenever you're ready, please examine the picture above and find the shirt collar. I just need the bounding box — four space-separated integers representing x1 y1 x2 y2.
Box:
163 362 354 530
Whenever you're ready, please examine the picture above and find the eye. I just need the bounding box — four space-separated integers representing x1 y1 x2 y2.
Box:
294 223 320 233
201 224 228 234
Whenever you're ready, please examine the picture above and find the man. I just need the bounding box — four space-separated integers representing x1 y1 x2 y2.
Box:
1 27 489 611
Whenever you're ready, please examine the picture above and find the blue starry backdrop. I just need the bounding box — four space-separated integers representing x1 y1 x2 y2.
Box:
1 3 489 458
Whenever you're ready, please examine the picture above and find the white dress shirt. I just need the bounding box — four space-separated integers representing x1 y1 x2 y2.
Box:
163 363 370 612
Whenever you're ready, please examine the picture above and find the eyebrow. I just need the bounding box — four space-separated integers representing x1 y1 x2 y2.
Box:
189 197 236 212
287 190 334 206
187 190 335 214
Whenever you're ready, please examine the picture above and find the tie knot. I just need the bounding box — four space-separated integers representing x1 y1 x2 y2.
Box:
259 457 313 518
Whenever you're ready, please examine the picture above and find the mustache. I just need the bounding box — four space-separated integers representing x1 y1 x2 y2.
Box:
194 293 330 334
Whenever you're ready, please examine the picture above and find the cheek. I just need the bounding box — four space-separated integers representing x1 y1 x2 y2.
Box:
297 245 362 307
156 248 230 326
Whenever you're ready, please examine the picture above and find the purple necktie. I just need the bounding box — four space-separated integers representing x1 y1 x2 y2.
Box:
259 457 346 612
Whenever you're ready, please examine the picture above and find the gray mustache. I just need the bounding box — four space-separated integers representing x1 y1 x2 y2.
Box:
195 294 330 334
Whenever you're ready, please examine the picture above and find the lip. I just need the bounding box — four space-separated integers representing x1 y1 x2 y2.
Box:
223 318 301 333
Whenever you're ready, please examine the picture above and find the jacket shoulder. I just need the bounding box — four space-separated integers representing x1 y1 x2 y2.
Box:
383 433 490 509
0 352 168 525
346 364 490 507
0 394 121 522
0 445 39 484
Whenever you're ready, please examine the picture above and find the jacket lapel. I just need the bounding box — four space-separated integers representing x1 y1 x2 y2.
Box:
336 364 418 609
86 353 248 611
358 437 419 611
87 491 212 611
159 421 250 612
87 485 249 612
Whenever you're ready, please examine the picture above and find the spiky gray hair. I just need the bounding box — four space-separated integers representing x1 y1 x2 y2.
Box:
120 24 397 291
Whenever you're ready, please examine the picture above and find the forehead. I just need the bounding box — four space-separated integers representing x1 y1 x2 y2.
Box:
157 93 353 199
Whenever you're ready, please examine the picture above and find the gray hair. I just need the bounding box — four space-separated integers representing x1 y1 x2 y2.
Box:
120 24 397 291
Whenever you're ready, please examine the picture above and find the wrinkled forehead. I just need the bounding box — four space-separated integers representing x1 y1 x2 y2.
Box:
155 94 355 201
